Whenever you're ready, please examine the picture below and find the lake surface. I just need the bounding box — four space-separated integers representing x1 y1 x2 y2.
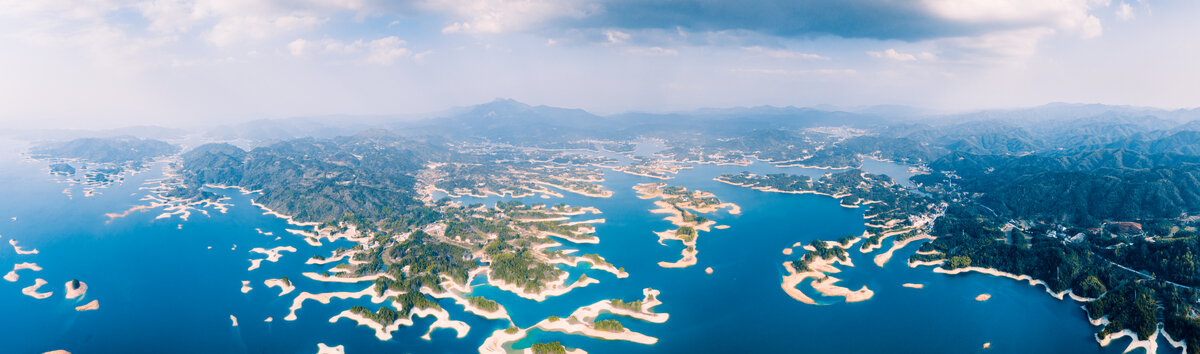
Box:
0 139 1158 353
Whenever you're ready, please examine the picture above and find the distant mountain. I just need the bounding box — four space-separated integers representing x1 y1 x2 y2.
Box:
2 125 188 141
937 103 1200 128
30 136 179 163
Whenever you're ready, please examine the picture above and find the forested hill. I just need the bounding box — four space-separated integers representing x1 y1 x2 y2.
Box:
30 136 178 163
920 149 1200 224
178 135 442 230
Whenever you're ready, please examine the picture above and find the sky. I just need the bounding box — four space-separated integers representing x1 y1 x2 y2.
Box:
0 0 1196 128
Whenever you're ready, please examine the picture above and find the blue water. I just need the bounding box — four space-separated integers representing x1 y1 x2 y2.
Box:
0 139 1156 353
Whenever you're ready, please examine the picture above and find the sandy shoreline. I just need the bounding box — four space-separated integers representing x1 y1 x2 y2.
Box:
264 278 296 296
316 343 345 354
810 276 874 302
486 270 598 302
934 266 1094 302
75 299 99 311
65 280 88 299
285 285 404 321
22 278 52 299
9 239 39 255
302 271 395 284
780 253 859 305
873 234 935 267
4 262 42 282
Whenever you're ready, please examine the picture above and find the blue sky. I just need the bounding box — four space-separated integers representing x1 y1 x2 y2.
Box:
0 0 1195 128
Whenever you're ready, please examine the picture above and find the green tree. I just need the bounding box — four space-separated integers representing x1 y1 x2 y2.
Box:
949 256 972 269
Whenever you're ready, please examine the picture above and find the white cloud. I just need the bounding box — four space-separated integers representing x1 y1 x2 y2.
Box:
1116 2 1134 21
868 48 918 61
428 0 597 34
922 0 1106 39
365 36 411 64
207 14 326 46
731 68 857 76
743 46 828 60
626 46 677 56
605 30 630 44
286 36 415 64
931 27 1054 63
288 38 309 56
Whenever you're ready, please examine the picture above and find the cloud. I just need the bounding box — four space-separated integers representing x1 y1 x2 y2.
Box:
625 46 677 56
868 48 917 61
428 0 598 34
286 36 415 64
743 46 828 60
365 36 411 64
207 14 327 46
1116 2 1134 21
921 0 1104 38
418 0 1110 63
604 30 630 44
288 38 309 55
731 68 857 76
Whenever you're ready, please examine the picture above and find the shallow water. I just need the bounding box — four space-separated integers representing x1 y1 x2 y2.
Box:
0 140 1157 353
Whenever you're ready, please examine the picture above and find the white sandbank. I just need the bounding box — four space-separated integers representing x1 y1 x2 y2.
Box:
264 278 295 296
705 267 713 274
252 200 319 227
522 348 586 354
331 306 466 342
307 250 363 265
424 284 512 321
908 259 946 268
316 343 345 354
975 293 991 301
782 248 793 255
302 271 395 284
285 285 402 321
535 318 657 345
486 269 598 302
65 280 88 299
547 255 629 279
22 278 53 299
934 266 1094 302
9 239 39 255
902 283 925 289
230 315 238 326
811 276 874 302
781 262 822 305
780 254 855 305
573 288 667 323
75 299 99 311
420 308 471 340
873 234 935 267
1097 328 1158 354
250 246 297 262
247 259 264 271
5 262 42 282
329 311 403 341
241 281 252 293
480 327 528 354
541 231 600 244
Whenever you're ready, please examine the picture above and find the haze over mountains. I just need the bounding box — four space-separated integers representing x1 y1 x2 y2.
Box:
10 99 1198 145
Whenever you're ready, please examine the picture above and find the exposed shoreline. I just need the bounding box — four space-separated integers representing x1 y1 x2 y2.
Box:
22 278 53 299
4 262 41 282
264 278 296 296
65 280 88 299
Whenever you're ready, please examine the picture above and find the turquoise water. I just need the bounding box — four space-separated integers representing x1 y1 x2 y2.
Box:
0 140 1159 353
